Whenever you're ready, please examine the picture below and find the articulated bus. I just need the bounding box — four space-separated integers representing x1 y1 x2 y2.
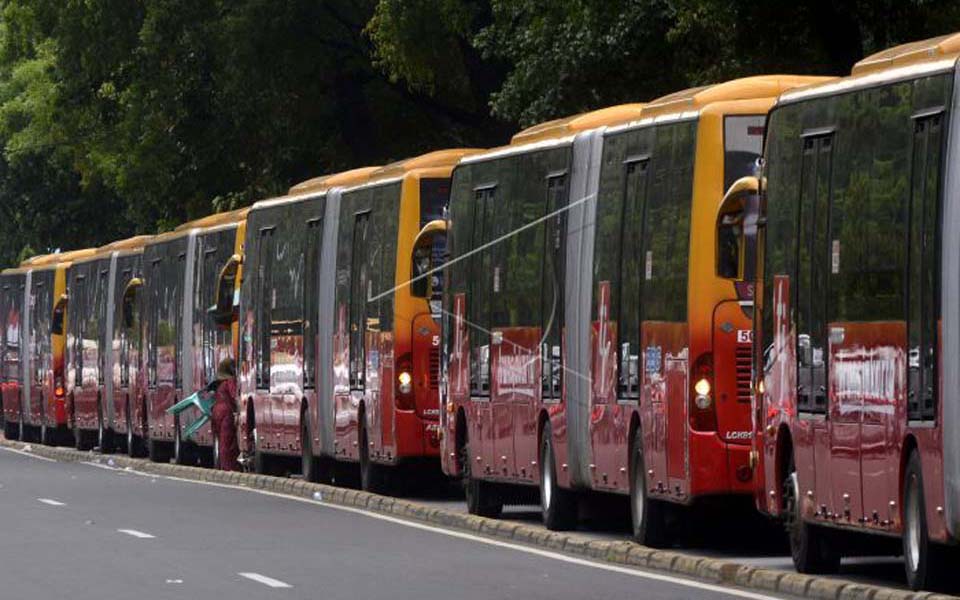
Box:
0 270 24 439
741 32 960 590
234 150 480 489
99 235 153 456
140 209 247 465
0 249 96 443
67 237 152 451
437 75 829 542
229 167 380 476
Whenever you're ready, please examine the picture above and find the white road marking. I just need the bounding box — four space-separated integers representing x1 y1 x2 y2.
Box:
117 529 156 539
160 476 778 600
64 454 778 599
2 446 57 462
238 572 292 589
37 498 65 506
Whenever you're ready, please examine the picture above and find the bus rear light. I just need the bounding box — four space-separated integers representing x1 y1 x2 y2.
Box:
694 378 711 396
398 371 412 394
690 353 717 432
396 353 415 410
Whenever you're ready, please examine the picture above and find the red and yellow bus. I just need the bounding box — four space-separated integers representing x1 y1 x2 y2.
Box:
236 150 481 489
437 75 828 541
140 209 247 464
98 236 154 456
743 32 960 590
0 249 95 443
66 237 152 451
232 166 380 476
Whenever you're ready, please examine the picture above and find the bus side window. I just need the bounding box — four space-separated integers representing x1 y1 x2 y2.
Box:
349 213 370 391
469 187 495 397
796 133 833 414
617 161 647 399
907 113 943 422
256 228 276 389
303 217 322 389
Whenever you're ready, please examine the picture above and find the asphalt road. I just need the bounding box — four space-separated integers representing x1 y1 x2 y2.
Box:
413 486 909 590
0 448 788 600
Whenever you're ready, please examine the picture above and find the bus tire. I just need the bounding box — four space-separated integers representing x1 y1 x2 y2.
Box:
539 424 577 531
359 420 387 493
302 416 330 483
630 428 669 547
148 438 170 463
126 401 145 458
462 438 502 518
73 419 94 451
4 419 19 441
784 456 839 574
97 400 114 454
903 450 950 591
212 435 221 470
251 422 276 475
173 416 195 465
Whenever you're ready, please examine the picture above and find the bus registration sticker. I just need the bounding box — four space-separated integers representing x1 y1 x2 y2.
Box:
644 346 662 375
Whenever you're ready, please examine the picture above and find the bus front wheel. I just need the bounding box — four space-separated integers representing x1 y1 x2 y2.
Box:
539 423 577 531
902 450 952 591
630 428 669 547
784 456 839 574
462 437 502 518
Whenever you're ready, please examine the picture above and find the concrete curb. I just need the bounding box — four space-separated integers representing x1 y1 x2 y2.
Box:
3 439 955 600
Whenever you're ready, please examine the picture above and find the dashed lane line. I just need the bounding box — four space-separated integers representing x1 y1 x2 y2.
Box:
238 572 293 589
37 498 65 506
117 529 156 539
156 475 779 600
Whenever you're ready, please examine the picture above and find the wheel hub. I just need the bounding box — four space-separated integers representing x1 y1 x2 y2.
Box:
542 452 553 510
905 475 921 573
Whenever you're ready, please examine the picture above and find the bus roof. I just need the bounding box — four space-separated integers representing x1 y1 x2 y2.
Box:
96 234 154 254
509 104 647 146
371 149 484 181
852 32 960 76
288 166 382 196
16 248 98 270
640 75 834 119
174 207 249 232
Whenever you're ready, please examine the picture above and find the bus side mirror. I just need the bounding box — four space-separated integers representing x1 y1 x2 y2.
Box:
51 293 68 336
716 176 762 282
122 278 143 329
410 220 447 307
210 254 242 327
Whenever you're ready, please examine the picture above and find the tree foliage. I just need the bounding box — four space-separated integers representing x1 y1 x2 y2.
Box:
0 0 959 266
369 0 960 125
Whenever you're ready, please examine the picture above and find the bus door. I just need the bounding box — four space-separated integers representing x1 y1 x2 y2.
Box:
349 213 370 448
889 113 942 520
538 174 566 483
487 189 516 479
638 134 691 494
595 161 646 490
256 226 277 446
799 133 860 518
470 187 496 475
29 276 45 425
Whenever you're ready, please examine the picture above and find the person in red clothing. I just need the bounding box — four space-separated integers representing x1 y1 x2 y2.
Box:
210 358 240 471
